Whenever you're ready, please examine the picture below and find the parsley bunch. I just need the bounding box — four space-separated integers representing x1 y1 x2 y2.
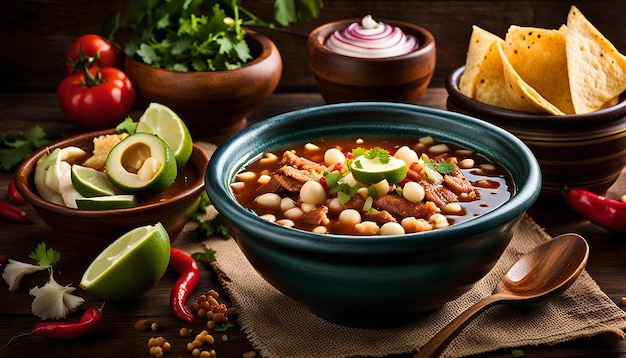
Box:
105 0 323 72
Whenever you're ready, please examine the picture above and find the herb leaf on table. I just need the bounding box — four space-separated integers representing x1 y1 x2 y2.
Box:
0 126 59 172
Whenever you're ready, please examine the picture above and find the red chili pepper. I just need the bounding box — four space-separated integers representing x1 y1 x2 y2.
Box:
170 248 200 323
0 199 27 223
7 179 24 203
565 188 626 233
31 305 103 339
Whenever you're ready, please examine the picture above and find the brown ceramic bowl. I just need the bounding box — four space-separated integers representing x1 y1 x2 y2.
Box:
307 19 436 104
446 66 626 200
14 129 209 257
124 29 282 143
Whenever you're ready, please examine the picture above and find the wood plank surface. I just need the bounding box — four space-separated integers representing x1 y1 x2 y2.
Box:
2 90 626 357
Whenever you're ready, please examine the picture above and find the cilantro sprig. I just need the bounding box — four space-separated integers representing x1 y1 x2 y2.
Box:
28 242 61 271
0 126 60 172
103 0 323 72
424 161 457 175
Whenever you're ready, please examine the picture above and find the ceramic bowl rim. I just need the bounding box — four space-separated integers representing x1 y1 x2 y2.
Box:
446 66 626 122
308 18 435 62
205 102 541 255
15 129 209 218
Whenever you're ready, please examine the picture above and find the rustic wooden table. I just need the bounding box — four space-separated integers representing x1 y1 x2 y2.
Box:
1 89 626 357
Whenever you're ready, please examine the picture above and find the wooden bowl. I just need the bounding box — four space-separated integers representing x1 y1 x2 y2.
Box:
307 19 436 104
124 29 282 144
446 66 626 201
14 129 209 257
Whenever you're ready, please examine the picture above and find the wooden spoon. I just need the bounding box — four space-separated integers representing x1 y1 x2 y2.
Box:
414 233 589 358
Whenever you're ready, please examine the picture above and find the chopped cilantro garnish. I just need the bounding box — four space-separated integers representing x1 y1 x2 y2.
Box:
0 126 60 172
323 171 342 187
115 117 138 135
424 160 457 176
28 242 60 269
363 147 390 164
191 248 217 263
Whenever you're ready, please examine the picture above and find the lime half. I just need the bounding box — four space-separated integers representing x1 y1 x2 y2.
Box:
80 223 171 301
350 155 408 185
75 194 137 210
136 102 193 168
71 164 120 197
105 133 177 195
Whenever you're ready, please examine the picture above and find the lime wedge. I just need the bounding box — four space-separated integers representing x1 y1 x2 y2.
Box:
75 194 137 210
136 102 193 168
105 133 177 194
350 155 408 185
71 164 121 197
80 223 171 301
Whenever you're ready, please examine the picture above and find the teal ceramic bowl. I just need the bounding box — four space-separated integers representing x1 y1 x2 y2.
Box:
205 102 541 327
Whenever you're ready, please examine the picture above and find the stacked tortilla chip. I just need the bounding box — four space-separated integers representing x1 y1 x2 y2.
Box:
459 6 626 115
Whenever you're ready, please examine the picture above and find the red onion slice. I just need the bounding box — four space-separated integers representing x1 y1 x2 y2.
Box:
325 15 418 58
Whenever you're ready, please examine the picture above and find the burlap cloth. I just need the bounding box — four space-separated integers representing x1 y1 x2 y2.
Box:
175 142 626 358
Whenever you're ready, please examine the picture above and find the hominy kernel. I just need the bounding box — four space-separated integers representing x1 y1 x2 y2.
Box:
230 182 245 191
430 213 448 225
208 289 219 298
338 209 362 225
190 302 201 311
148 337 158 347
394 146 418 165
276 219 295 227
300 202 317 213
180 327 190 337
155 336 165 345
300 180 327 204
259 152 278 165
196 334 206 343
208 350 217 358
192 348 201 357
304 142 319 151
380 222 405 235
402 182 425 203
355 221 380 235
283 207 305 220
280 197 297 212
480 163 496 172
324 148 345 166
401 217 418 232
442 203 463 215
327 197 341 212
259 214 277 222
356 138 364 144
457 158 475 169
312 225 328 234
200 351 212 358
150 322 159 331
207 320 217 329
198 295 207 303
162 342 171 353
455 149 474 156
419 135 435 145
206 311 214 320
192 339 203 349
429 143 450 155
255 193 282 209
257 174 271 185
200 330 209 336
236 171 256 181
187 342 195 351
208 296 219 307
213 312 227 323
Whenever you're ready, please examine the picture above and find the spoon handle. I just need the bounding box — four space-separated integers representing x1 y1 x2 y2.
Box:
414 294 505 358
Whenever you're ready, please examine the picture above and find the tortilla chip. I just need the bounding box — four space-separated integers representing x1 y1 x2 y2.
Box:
459 26 504 98
504 25 574 114
499 44 565 114
473 41 508 107
566 5 626 113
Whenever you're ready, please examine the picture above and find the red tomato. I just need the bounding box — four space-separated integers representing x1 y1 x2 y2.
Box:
57 67 136 129
65 34 119 74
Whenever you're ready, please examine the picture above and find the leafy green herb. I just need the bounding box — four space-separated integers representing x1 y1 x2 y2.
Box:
115 117 138 135
510 349 525 357
351 147 366 158
424 161 458 175
215 323 234 331
28 242 60 269
191 248 217 263
323 171 342 187
0 126 60 172
194 212 231 238
105 0 323 72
